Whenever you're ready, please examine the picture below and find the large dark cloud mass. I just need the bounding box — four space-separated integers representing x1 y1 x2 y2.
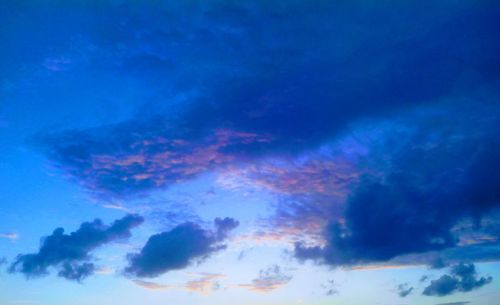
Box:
295 102 500 265
126 218 239 278
4 0 500 284
9 214 143 281
24 0 500 198
423 263 492 296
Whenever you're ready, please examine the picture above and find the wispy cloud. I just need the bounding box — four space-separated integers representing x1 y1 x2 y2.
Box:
0 233 18 240
133 280 173 291
239 265 292 293
133 273 225 294
185 273 225 294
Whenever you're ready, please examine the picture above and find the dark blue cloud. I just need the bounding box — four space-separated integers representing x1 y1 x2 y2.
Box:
125 217 238 278
214 217 239 240
423 263 492 296
9 214 143 281
294 101 500 265
57 262 95 282
21 0 499 198
4 0 500 277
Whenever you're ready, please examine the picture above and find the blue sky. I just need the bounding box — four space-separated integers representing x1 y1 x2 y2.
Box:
1 1 500 304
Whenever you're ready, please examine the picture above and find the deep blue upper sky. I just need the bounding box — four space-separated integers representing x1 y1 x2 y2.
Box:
1 1 500 305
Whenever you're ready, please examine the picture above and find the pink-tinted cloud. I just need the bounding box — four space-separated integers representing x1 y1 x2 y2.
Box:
45 127 272 198
133 273 225 294
133 279 173 291
219 157 360 197
218 154 364 244
185 273 225 294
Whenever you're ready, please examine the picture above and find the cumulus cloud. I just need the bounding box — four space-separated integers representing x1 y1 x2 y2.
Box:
126 218 238 278
10 214 143 281
294 103 500 266
423 263 492 297
239 265 292 293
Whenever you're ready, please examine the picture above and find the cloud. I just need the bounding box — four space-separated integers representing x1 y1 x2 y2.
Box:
33 1 500 200
239 265 292 293
57 262 95 282
294 102 500 266
41 126 270 198
396 283 413 298
214 217 239 240
6 0 500 277
435 302 470 305
218 155 361 242
185 273 225 294
10 214 143 281
133 279 173 291
321 279 338 296
132 273 224 294
218 156 360 197
126 218 238 278
0 233 18 240
423 263 492 296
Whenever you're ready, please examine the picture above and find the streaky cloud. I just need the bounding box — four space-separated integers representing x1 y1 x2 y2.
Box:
35 1 500 200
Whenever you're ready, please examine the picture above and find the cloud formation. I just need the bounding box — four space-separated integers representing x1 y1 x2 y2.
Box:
126 218 238 278
294 102 500 266
10 214 143 281
34 1 500 201
397 282 413 298
239 265 292 293
185 273 225 294
0 233 18 240
42 127 271 198
132 273 224 294
423 263 492 297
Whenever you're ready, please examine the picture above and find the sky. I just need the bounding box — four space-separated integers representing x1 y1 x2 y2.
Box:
1 1 500 305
